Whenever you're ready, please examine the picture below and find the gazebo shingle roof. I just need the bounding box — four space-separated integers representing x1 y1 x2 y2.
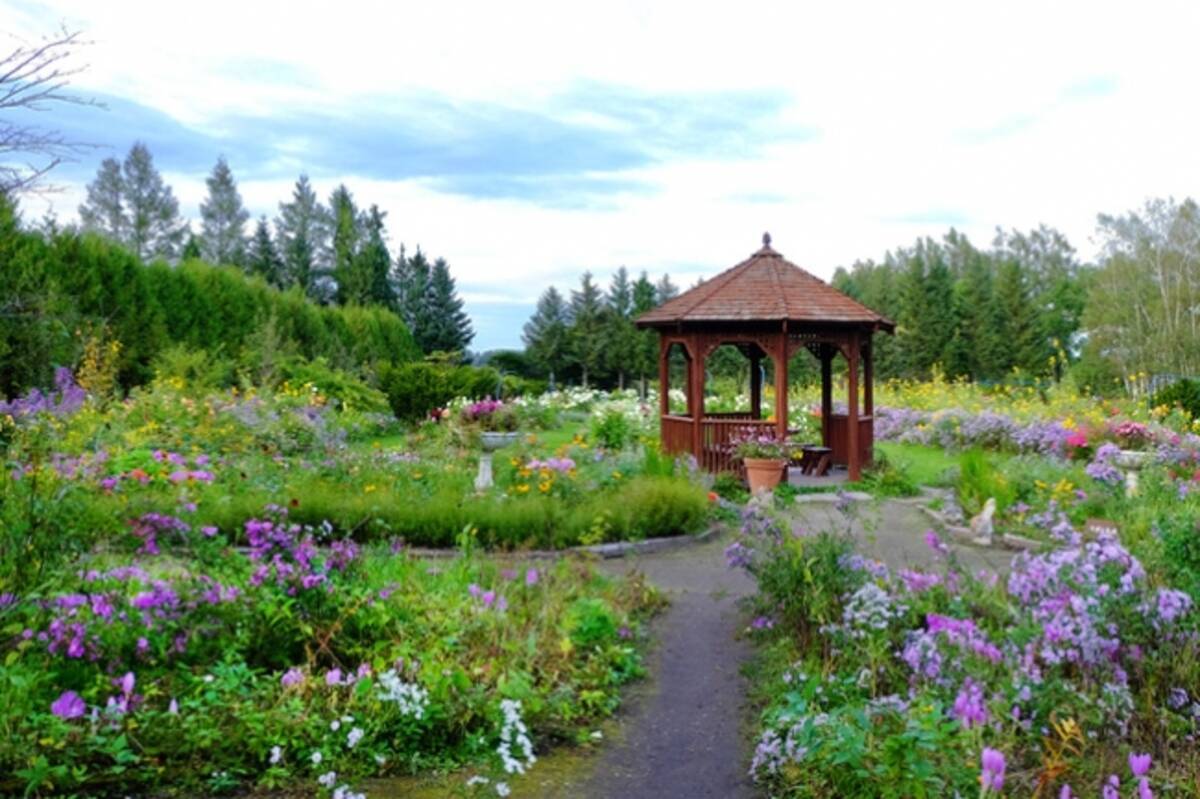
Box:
636 235 895 331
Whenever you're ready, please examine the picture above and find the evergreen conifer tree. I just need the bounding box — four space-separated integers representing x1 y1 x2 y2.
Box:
421 257 473 353
357 205 395 309
631 271 659 393
655 274 679 304
181 230 202 261
199 156 249 266
602 267 638 389
246 216 284 287
569 272 606 387
79 142 183 261
275 175 330 299
523 286 570 381
329 185 362 305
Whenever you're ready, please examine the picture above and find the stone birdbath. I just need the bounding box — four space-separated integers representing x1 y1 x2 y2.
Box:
1115 448 1152 497
476 430 521 491
459 398 522 492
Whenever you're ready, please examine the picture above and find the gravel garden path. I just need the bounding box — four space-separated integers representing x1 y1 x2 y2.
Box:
514 497 1012 798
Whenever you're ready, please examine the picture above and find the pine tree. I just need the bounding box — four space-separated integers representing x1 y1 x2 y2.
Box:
120 142 184 261
181 230 202 261
957 252 1006 380
78 158 125 242
523 286 570 381
246 216 284 287
79 142 183 261
602 267 637 389
275 175 330 299
400 247 433 344
199 156 249 267
357 205 395 308
993 257 1041 375
569 272 606 387
421 257 474 354
655 274 679 304
631 271 659 393
329 185 362 305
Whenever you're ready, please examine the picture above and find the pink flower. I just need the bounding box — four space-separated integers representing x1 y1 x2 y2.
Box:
51 690 86 719
525 568 539 587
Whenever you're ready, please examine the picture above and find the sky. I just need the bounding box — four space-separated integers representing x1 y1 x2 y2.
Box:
4 1 1200 351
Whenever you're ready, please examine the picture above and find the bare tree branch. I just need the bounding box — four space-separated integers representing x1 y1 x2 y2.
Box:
0 25 104 195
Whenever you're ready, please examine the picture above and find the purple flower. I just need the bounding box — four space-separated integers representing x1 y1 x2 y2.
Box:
324 669 342 686
1129 752 1151 777
1060 786 1074 799
200 525 218 537
750 616 774 630
924 530 949 555
51 690 85 720
525 567 539 587
281 667 304 687
952 678 988 729
1102 775 1120 799
980 747 1005 792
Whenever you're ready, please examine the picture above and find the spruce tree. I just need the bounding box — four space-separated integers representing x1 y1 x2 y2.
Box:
246 216 284 287
655 274 679 304
181 230 202 261
401 248 433 349
199 156 249 266
275 175 330 299
329 185 362 305
421 257 473 354
568 272 606 387
523 286 570 381
602 267 637 389
357 205 395 308
631 271 659 393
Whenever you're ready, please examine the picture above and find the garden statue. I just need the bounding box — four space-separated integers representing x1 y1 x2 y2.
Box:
970 497 996 545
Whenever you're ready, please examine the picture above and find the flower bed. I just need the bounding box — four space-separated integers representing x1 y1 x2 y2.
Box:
733 503 1199 797
0 507 660 796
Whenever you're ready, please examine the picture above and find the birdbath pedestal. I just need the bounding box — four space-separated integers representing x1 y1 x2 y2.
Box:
476 431 521 492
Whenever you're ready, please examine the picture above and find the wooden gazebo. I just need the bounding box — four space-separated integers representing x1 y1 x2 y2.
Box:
636 234 895 481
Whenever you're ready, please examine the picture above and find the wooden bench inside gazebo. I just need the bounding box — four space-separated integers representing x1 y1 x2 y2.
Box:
635 234 895 481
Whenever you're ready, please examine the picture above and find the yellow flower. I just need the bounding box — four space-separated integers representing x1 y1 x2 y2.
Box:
364 484 377 494
412 471 424 479
515 483 530 494
518 467 532 479
538 481 552 493
509 457 520 467
611 470 622 480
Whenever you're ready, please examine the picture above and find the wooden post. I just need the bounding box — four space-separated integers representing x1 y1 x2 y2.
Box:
774 329 788 439
820 344 833 447
658 338 670 418
692 336 706 464
847 335 861 481
863 336 874 417
749 348 762 420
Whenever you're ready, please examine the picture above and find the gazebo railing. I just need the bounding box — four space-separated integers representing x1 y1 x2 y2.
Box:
661 415 693 456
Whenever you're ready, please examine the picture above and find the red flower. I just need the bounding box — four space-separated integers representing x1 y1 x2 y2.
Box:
707 491 718 503
1066 432 1088 449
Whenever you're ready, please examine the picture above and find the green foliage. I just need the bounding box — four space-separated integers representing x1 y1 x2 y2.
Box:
1152 378 1200 420
379 361 506 421
712 472 749 503
956 448 1016 515
858 451 919 497
276 357 390 413
589 408 637 450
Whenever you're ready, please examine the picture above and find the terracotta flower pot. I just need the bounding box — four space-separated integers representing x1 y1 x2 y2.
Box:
743 457 787 494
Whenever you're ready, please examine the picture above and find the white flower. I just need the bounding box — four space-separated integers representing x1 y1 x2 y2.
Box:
333 786 366 799
466 776 490 786
330 719 341 732
495 783 511 797
318 770 337 788
497 699 536 775
203 674 215 683
269 745 283 765
311 751 323 765
376 669 430 719
346 727 365 748
168 698 179 715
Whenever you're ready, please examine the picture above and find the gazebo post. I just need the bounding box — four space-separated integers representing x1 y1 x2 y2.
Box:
691 335 706 465
846 334 861 481
864 338 874 417
774 327 788 439
749 349 762 420
820 344 833 447
658 338 670 418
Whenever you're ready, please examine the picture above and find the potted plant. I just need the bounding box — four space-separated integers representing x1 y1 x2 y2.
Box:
732 428 790 494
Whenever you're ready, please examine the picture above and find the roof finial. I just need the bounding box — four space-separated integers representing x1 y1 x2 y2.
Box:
762 231 772 248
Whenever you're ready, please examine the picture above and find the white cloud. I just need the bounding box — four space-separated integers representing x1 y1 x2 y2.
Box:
6 0 1200 350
